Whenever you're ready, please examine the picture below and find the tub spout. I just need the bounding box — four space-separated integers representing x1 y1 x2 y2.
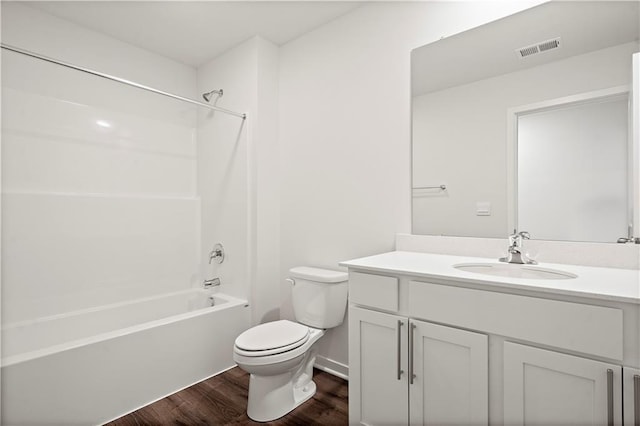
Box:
204 277 221 288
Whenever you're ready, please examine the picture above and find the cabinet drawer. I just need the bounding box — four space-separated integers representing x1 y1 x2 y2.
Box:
409 281 623 360
349 271 399 311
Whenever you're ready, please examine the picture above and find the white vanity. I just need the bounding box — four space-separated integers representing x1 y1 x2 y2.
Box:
340 251 640 425
395 0 640 423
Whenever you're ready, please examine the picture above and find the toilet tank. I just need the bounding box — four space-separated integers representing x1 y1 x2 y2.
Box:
290 266 348 329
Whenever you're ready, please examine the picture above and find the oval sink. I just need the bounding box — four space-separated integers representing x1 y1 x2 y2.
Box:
453 263 577 280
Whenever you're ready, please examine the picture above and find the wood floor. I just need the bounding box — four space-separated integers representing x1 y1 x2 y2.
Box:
107 367 348 425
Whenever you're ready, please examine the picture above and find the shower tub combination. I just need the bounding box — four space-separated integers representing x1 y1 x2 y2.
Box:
2 289 250 425
1 42 252 425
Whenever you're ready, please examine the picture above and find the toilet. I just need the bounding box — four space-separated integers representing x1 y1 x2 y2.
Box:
233 266 349 422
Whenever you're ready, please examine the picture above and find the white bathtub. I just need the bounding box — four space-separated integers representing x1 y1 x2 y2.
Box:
1 289 250 425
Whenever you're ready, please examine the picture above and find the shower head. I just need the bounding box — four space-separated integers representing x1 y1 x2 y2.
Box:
202 89 223 102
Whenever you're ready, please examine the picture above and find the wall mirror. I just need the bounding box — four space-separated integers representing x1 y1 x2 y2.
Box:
411 1 640 243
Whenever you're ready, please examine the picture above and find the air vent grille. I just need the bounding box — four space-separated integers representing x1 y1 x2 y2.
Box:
516 37 561 58
538 39 561 52
519 46 540 57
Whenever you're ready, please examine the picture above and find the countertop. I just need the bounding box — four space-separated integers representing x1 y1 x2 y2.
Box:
340 251 640 304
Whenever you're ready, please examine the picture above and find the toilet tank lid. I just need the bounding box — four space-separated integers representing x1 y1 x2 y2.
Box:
289 266 348 283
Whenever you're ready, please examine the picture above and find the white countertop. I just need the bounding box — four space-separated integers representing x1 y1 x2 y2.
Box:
340 251 640 304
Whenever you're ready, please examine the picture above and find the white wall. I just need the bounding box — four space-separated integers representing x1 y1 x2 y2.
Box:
197 36 279 326
412 42 638 239
253 39 281 324
1 3 199 324
0 3 195 96
277 1 541 374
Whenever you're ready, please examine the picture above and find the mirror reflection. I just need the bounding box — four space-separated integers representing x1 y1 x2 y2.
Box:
515 90 629 243
411 1 640 242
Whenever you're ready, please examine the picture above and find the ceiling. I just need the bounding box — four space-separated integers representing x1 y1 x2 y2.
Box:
27 1 362 67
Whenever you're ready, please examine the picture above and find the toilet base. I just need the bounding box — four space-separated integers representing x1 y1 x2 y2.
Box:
293 379 317 410
236 327 325 422
246 371 317 422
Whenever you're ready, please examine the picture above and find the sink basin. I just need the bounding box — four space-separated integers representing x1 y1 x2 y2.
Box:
453 263 577 280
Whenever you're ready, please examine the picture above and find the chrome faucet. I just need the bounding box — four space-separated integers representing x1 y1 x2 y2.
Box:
499 230 537 265
203 277 221 288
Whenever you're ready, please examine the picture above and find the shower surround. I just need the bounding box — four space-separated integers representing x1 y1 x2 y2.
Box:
0 3 259 423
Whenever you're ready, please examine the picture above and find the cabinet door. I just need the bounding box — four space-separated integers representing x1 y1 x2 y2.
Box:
409 319 488 425
349 306 409 425
624 366 640 426
504 342 622 425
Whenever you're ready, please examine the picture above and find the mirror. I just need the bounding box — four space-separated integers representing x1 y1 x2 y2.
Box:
411 1 640 242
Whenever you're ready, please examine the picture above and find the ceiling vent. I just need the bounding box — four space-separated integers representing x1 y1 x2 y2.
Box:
516 37 561 58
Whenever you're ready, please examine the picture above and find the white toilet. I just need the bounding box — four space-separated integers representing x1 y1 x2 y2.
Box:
233 266 348 422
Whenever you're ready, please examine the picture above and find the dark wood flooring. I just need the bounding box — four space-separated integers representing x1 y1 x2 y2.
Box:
106 367 348 425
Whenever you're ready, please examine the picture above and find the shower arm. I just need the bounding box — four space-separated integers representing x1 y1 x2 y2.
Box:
1 43 246 120
203 89 223 102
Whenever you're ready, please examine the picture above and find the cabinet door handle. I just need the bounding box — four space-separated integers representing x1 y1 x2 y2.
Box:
396 320 404 380
607 369 614 426
409 322 416 385
634 374 640 426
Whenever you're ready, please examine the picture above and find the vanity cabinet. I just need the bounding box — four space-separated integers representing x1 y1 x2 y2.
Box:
348 272 488 425
408 319 488 425
503 342 622 425
348 306 409 425
344 260 640 426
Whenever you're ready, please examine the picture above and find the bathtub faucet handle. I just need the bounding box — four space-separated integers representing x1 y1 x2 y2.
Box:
203 277 221 288
209 243 225 264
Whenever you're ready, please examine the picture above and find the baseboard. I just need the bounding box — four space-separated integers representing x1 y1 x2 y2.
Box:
314 355 349 381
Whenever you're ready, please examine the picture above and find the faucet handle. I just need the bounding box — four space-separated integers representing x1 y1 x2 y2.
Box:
507 230 531 250
508 229 520 247
209 243 225 264
511 229 531 240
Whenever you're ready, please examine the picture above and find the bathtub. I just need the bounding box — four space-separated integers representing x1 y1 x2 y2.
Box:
1 288 251 425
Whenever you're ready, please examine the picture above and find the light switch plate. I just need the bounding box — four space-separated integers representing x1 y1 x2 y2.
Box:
476 201 491 216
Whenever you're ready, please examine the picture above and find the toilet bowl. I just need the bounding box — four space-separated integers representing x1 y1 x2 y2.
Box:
233 266 348 422
234 320 325 421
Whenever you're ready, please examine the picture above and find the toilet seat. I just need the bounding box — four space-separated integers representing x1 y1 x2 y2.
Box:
234 320 310 357
234 326 324 368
